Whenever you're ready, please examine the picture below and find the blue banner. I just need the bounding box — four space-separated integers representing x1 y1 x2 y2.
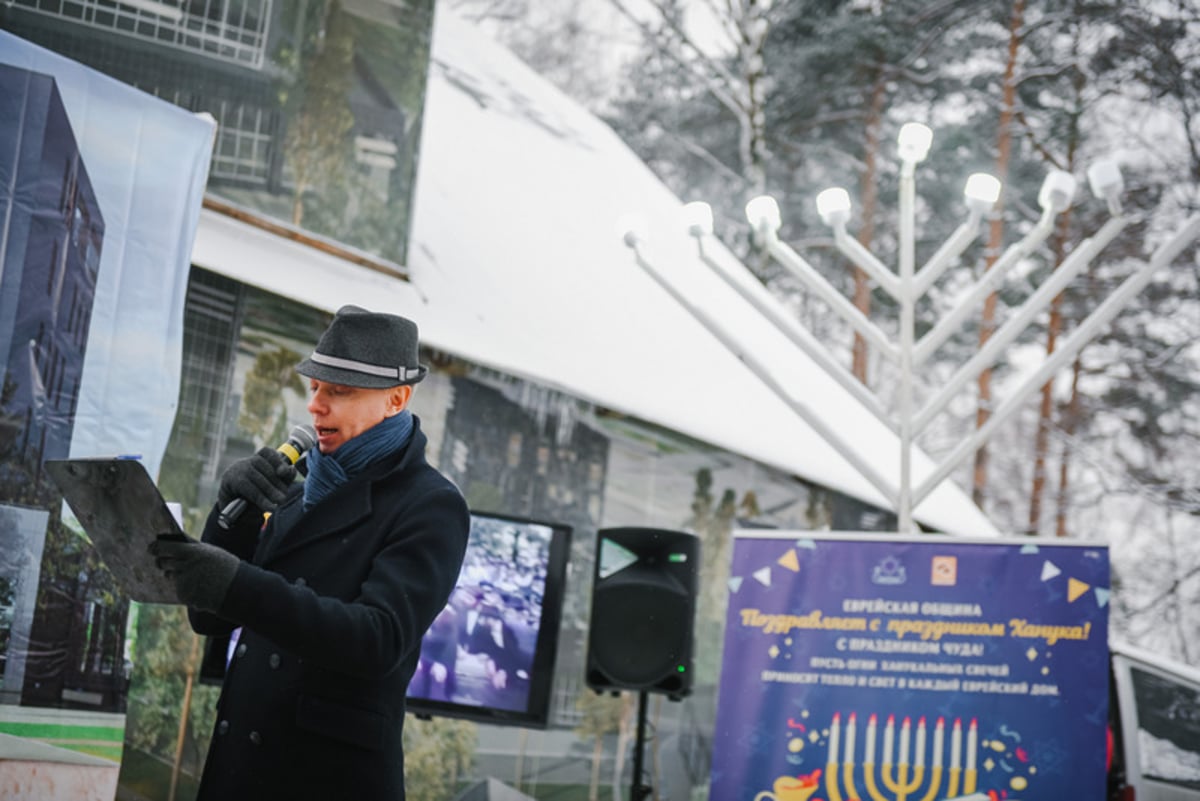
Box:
711 532 1110 801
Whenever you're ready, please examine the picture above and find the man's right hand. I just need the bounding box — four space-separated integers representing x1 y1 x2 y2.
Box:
218 447 296 513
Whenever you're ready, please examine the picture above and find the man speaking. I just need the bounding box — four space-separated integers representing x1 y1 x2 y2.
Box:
151 305 470 801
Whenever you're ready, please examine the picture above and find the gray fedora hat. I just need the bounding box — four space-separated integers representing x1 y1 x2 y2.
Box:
295 305 428 388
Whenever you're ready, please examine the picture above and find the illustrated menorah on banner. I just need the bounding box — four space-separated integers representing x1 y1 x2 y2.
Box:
823 712 980 801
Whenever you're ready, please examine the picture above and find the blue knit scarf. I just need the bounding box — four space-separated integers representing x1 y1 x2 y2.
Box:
303 410 414 511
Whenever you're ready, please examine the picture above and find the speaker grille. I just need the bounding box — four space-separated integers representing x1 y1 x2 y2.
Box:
585 527 699 697
590 581 688 685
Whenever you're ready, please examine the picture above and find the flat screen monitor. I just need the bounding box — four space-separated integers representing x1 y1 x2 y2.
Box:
406 510 572 728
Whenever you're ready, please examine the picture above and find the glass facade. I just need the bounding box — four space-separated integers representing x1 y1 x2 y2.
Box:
2 0 434 265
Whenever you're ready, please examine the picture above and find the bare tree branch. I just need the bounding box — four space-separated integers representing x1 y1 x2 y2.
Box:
1125 564 1200 617
616 0 745 103
668 129 749 187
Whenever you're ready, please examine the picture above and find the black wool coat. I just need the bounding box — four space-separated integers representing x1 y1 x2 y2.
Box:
188 418 470 801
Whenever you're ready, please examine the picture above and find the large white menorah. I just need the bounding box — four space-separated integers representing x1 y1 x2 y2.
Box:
623 122 1200 532
824 712 979 801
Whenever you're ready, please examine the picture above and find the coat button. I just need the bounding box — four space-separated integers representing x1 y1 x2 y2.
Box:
269 653 281 669
295 577 306 587
249 731 262 746
236 643 248 658
217 720 229 735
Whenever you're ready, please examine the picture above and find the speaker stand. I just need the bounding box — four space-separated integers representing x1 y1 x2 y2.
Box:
630 690 653 801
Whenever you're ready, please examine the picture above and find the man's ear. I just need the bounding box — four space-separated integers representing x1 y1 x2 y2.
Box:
389 385 413 415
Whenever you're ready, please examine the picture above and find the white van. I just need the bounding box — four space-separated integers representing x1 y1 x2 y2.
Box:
1109 641 1200 800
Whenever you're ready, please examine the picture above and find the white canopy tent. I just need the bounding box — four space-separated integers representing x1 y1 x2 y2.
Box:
191 7 999 538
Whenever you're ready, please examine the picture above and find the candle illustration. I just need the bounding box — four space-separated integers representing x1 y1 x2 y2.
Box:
879 715 898 801
964 718 978 794
863 714 883 801
883 714 895 768
947 718 963 798
932 717 944 769
829 712 841 765
826 712 843 801
915 717 926 768
843 712 859 801
865 714 877 765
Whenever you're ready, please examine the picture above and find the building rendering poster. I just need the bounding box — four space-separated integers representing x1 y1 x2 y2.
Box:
711 532 1111 801
0 31 214 483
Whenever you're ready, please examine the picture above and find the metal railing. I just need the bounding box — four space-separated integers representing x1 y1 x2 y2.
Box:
11 0 272 69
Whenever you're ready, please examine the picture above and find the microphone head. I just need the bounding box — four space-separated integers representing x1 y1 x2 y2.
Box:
289 424 318 454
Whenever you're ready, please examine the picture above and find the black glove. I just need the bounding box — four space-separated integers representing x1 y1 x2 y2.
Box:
150 538 241 613
218 447 296 514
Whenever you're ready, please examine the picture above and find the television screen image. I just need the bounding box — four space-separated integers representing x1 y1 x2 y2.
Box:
406 511 571 728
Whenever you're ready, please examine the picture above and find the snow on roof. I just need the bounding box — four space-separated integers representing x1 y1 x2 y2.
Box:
193 6 999 537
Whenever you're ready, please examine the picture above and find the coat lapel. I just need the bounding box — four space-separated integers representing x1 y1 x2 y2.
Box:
262 479 374 565
254 494 302 564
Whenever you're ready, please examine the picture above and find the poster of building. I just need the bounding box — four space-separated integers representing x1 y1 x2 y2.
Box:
711 531 1110 801
0 31 214 485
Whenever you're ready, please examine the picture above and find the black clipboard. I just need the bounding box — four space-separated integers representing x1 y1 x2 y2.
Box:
45 458 188 604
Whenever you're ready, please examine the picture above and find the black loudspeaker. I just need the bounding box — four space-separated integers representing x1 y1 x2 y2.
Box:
585 527 699 700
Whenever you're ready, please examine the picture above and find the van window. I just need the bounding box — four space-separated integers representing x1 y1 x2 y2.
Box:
1131 666 1200 789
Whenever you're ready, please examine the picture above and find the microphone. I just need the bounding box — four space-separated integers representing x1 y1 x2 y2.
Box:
218 424 317 529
